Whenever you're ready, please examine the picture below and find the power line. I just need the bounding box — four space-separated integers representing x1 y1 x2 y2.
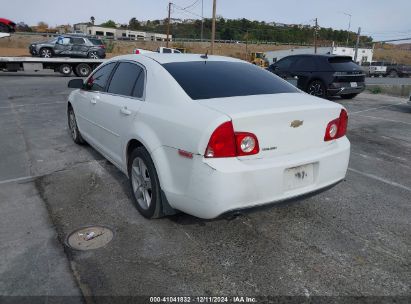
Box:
182 0 201 10
172 3 203 18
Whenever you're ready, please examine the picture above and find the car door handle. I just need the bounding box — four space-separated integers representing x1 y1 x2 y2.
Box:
120 106 132 115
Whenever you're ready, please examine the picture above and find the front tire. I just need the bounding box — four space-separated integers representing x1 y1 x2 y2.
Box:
39 48 53 58
307 80 327 98
67 106 85 145
128 147 163 219
59 64 72 76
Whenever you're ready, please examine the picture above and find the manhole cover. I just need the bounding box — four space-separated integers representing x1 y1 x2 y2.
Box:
67 226 113 251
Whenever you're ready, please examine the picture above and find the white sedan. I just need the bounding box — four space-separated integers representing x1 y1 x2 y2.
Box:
67 54 350 219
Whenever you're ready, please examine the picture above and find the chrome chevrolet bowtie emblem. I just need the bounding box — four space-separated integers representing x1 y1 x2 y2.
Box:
290 120 304 128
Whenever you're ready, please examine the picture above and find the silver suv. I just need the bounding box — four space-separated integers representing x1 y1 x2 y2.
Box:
29 35 106 59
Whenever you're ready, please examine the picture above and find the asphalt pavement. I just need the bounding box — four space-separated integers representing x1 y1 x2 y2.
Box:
0 74 410 303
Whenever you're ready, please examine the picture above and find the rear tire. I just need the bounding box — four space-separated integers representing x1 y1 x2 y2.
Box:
59 64 72 76
387 70 398 78
88 51 99 59
341 93 358 100
67 106 85 145
307 80 327 98
39 48 53 58
75 63 92 77
128 147 163 219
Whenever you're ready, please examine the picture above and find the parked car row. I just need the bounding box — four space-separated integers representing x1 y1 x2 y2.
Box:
267 54 365 99
29 35 106 59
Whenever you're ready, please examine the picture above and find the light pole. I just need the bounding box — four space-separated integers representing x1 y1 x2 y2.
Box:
343 12 352 46
200 0 204 41
211 0 216 54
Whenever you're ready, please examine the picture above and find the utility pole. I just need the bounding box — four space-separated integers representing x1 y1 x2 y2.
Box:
166 2 172 47
343 13 352 46
314 18 318 54
200 0 204 41
211 0 217 54
354 27 361 63
245 30 248 61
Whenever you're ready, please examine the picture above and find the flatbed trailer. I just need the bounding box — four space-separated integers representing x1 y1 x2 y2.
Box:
0 57 106 77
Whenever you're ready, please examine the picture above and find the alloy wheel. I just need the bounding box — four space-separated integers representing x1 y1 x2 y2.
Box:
131 157 152 210
41 49 52 58
89 52 99 59
308 82 324 97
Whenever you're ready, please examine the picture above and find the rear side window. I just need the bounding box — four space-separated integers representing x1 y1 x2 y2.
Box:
87 62 116 92
71 38 85 45
328 57 361 71
163 61 298 100
293 57 317 71
162 48 172 53
89 38 103 46
107 62 145 98
276 57 296 70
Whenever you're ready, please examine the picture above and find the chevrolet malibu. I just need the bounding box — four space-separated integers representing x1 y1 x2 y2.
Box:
67 54 350 219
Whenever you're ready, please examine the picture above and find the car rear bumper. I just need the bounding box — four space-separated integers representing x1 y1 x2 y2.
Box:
96 49 106 58
328 82 365 96
161 137 350 219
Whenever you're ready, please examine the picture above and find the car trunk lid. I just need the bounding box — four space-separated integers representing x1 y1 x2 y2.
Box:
200 93 343 159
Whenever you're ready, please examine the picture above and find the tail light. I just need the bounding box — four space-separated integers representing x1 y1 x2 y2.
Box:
324 109 348 141
99 45 106 49
205 121 259 158
135 49 140 54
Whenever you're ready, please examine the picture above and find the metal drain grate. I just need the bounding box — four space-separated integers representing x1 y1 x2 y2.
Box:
67 226 113 250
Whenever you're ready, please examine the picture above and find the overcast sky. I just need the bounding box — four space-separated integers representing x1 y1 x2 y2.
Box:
3 0 411 41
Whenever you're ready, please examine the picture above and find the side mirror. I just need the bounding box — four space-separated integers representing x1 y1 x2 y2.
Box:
68 79 84 89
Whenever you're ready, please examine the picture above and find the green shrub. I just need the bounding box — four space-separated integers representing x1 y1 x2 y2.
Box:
369 86 382 94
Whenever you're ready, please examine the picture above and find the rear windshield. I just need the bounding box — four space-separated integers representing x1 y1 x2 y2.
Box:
328 57 361 71
89 38 103 45
162 61 298 100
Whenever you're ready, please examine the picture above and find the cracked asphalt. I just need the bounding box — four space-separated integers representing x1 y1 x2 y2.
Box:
0 73 410 303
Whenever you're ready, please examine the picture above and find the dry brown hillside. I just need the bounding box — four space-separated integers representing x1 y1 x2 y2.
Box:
1 34 410 65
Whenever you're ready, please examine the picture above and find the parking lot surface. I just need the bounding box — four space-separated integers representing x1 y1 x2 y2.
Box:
0 74 410 301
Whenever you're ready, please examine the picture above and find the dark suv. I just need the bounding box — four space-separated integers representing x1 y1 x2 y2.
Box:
267 54 365 99
29 35 106 59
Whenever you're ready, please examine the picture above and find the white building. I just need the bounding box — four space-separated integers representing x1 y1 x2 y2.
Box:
87 26 116 38
265 45 373 65
79 25 171 41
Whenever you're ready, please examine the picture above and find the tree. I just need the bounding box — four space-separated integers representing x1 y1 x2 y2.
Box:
90 16 95 25
100 20 116 28
129 17 140 30
16 22 32 32
37 21 49 32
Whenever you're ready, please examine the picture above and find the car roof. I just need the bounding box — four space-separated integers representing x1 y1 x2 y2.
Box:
282 54 352 59
112 53 244 64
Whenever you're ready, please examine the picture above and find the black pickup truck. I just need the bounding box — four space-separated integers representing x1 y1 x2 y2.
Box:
384 63 411 77
365 61 411 78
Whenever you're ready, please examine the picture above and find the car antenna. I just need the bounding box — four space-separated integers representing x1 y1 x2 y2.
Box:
201 51 208 60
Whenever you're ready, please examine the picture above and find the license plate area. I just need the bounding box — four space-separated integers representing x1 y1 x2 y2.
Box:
284 163 314 191
350 82 358 87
